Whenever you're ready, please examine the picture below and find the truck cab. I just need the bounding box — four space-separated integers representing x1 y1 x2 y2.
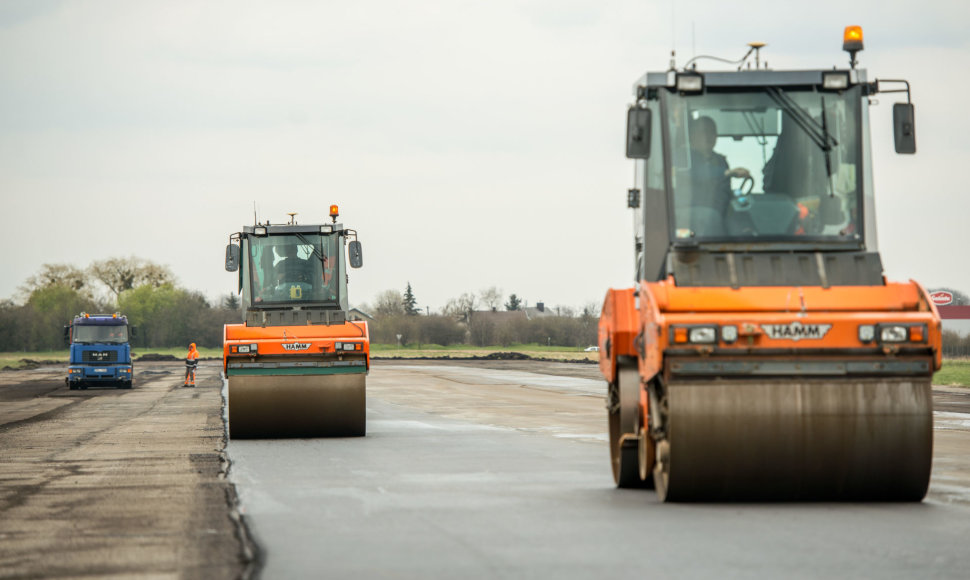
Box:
66 313 134 390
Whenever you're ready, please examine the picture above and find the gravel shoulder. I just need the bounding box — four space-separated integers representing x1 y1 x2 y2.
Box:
0 361 254 579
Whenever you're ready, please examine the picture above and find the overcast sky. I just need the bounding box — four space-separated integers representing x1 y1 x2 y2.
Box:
1 1 967 313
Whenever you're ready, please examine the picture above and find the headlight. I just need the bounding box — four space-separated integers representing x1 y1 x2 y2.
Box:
858 324 875 343
688 327 717 344
676 73 704 92
879 325 908 343
822 72 850 90
238 345 250 353
721 325 738 343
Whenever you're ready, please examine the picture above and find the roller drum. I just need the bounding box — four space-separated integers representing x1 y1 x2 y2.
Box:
228 373 366 438
656 378 932 501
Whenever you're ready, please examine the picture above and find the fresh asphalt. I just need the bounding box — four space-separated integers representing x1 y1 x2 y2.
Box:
227 364 970 579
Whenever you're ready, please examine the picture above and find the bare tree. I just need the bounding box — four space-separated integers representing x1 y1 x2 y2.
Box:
20 263 90 296
581 302 600 319
479 286 503 311
443 292 477 323
373 289 405 317
553 305 576 317
89 257 175 298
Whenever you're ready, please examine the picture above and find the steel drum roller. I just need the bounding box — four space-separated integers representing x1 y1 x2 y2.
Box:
655 378 932 501
228 373 366 438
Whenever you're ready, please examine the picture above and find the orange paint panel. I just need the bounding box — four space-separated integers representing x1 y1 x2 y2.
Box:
662 311 938 350
652 277 924 313
223 321 370 370
598 288 640 382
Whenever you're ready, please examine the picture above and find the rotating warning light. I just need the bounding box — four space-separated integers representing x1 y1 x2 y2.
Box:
843 26 863 52
842 26 864 69
330 204 339 224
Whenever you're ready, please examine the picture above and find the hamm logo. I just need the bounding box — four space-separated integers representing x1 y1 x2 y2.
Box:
281 342 311 351
761 322 832 341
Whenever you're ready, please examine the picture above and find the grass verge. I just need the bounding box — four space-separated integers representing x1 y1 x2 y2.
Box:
370 343 598 362
934 360 970 388
3 348 967 384
0 347 224 370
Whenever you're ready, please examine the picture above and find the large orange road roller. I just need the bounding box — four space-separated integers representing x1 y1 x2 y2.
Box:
223 206 369 438
599 28 941 501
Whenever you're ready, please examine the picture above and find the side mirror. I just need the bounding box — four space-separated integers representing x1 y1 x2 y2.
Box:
225 244 240 272
63 325 71 345
626 106 652 159
348 241 363 268
893 103 916 154
130 326 137 338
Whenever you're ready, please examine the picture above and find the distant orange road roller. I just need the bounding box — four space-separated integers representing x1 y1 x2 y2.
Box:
599 28 941 501
223 206 369 438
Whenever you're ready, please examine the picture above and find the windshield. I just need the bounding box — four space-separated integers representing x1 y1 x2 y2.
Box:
247 233 339 305
73 325 128 344
664 86 862 242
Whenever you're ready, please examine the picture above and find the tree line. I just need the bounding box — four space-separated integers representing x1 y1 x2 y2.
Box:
360 285 599 348
1 265 601 352
15 265 961 355
0 259 239 351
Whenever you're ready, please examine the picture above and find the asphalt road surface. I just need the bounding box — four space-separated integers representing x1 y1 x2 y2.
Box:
228 361 970 579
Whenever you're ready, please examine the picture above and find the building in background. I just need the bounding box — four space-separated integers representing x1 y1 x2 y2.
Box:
928 289 970 337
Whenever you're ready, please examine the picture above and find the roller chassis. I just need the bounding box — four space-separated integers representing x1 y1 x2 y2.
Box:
600 41 941 501
223 210 368 439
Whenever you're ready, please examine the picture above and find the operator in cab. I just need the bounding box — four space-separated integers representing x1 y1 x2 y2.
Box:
689 116 750 212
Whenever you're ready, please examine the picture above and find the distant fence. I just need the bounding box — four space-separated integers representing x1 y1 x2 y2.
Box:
942 344 970 359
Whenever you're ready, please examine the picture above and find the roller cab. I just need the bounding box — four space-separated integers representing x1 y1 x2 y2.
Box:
599 30 941 501
223 208 368 438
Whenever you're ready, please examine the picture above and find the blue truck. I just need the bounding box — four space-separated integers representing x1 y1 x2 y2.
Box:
65 312 134 390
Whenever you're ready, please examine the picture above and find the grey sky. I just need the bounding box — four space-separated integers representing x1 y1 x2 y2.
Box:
1 1 967 312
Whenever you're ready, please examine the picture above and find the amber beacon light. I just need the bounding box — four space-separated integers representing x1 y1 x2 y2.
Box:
843 26 864 68
330 204 339 223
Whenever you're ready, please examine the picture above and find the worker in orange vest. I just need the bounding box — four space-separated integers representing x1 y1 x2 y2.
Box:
183 342 200 387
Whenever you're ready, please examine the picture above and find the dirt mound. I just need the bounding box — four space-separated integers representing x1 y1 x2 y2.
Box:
1 359 63 371
136 353 180 362
482 351 533 360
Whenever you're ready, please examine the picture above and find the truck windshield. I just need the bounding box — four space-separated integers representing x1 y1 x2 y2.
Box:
74 325 128 344
664 85 862 242
248 234 339 305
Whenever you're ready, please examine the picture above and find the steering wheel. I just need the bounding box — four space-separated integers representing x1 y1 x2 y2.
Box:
735 175 754 195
